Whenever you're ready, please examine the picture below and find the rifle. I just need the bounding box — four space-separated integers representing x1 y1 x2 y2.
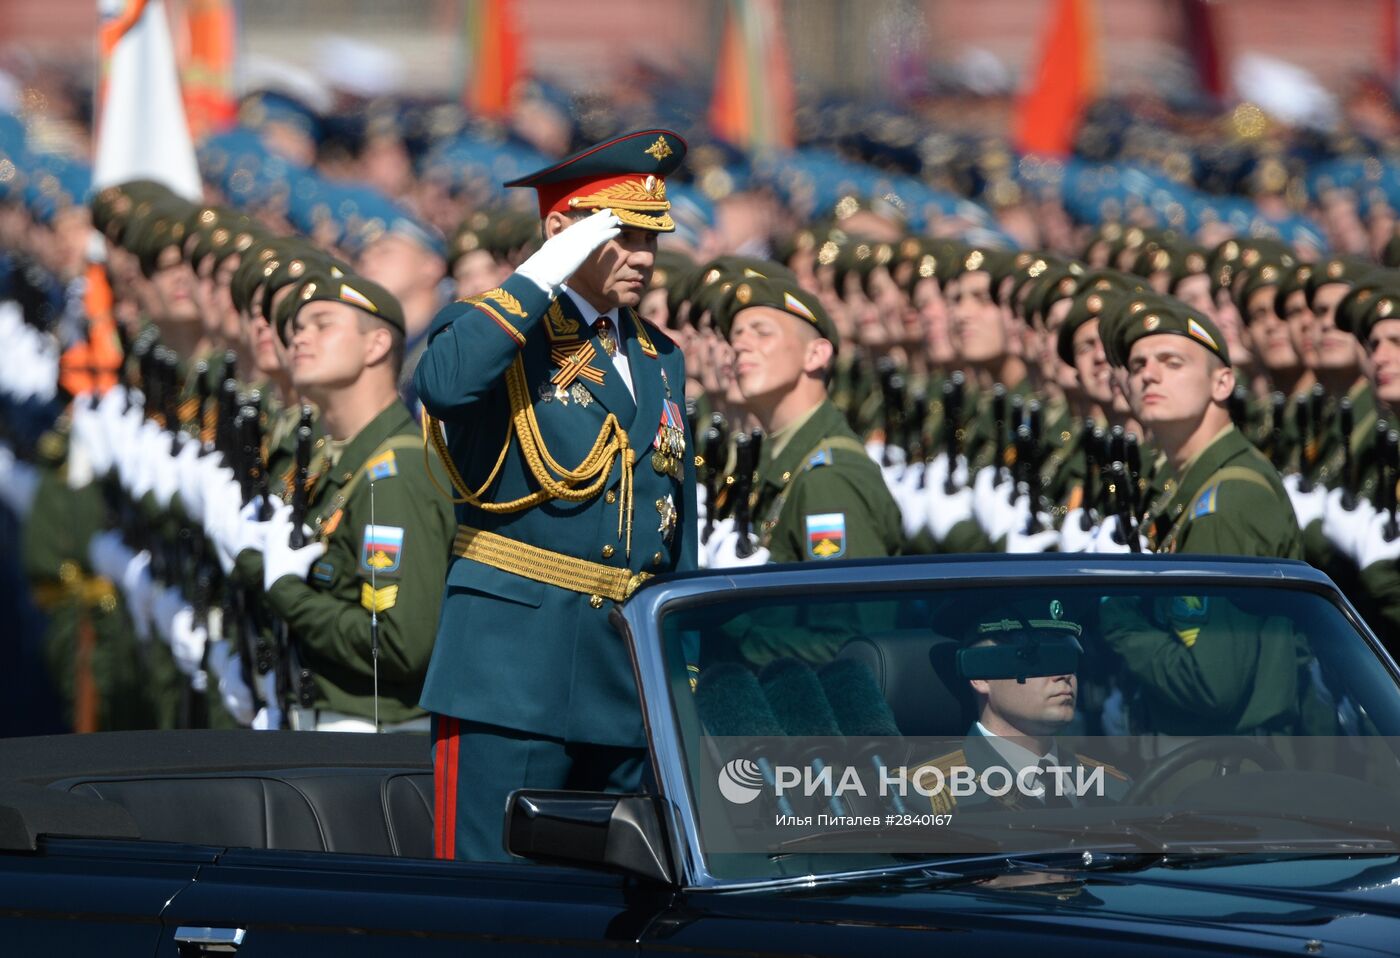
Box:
1269 391 1287 471
1016 423 1041 534
1340 397 1357 511
941 372 965 493
1386 430 1399 542
887 372 908 466
1108 460 1140 553
732 431 756 556
1300 384 1326 492
1228 385 1248 433
1004 393 1024 475
990 384 1007 476
281 409 318 718
1124 432 1143 520
910 392 930 466
701 426 724 543
1080 420 1104 531
875 357 898 466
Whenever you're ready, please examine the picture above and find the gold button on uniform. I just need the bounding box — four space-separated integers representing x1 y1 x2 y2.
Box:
781 471 791 483
601 544 615 558
589 594 604 609
652 552 664 567
605 490 617 504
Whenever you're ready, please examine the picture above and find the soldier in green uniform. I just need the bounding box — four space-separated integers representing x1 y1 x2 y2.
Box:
248 268 456 731
1108 300 1301 557
711 276 903 565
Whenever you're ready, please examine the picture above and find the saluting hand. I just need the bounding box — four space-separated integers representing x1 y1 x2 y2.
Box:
516 208 623 294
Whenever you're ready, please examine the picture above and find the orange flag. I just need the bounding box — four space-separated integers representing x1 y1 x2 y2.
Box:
463 0 522 119
1013 0 1099 157
180 0 238 139
708 0 795 152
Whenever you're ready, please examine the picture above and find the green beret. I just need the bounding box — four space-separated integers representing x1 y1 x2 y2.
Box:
686 256 795 322
1057 288 1126 367
130 198 197 277
90 179 175 244
947 246 1014 284
1108 299 1231 368
229 238 284 315
1234 256 1291 318
1100 291 1172 367
716 276 839 351
260 245 349 321
1022 264 1081 328
1344 287 1400 346
278 269 404 344
1334 273 1400 339
1304 256 1372 309
1272 261 1314 318
832 239 896 294
649 249 696 297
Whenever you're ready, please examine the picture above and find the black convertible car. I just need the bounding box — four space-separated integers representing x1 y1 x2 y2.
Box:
7 554 1400 956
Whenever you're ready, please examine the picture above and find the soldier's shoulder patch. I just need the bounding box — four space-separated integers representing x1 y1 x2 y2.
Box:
1075 753 1130 782
805 512 846 559
312 560 335 584
360 582 399 613
806 445 832 470
366 449 398 481
361 524 404 575
1192 484 1219 518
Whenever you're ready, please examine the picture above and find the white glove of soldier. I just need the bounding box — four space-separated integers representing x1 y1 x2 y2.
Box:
129 420 166 499
149 435 186 509
515 208 622 294
1358 511 1400 571
924 455 975 543
708 528 771 567
251 672 283 731
261 502 326 591
166 437 203 515
1321 487 1378 566
1003 504 1059 553
169 606 207 678
118 548 155 641
1283 473 1327 530
207 640 255 726
1085 515 1147 554
1056 507 1098 553
702 516 736 567
150 584 188 647
87 529 135 583
897 463 928 540
974 472 1025 544
0 444 40 518
69 395 111 480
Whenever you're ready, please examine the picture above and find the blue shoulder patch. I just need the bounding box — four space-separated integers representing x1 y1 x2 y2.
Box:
807 447 831 470
1192 484 1219 519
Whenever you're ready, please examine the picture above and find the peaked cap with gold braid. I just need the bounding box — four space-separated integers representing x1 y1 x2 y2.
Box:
504 129 687 233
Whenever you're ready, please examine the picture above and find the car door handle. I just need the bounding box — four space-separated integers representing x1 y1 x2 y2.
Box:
174 926 247 953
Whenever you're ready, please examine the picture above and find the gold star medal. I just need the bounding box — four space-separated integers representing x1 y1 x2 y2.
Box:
570 382 593 407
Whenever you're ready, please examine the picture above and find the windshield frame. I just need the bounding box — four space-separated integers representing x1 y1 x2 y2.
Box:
620 554 1397 891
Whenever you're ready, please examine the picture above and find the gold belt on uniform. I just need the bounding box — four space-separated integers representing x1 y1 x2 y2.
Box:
452 525 652 605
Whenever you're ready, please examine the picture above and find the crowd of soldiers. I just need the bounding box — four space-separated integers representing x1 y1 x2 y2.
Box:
5 85 1400 735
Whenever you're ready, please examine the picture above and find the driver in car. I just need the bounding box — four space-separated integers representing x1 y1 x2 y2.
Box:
908 604 1130 814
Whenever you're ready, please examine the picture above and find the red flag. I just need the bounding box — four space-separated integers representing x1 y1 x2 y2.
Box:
1013 0 1099 157
463 0 522 119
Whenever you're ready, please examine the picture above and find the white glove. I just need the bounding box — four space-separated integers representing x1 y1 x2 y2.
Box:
167 438 203 515
974 471 1022 543
129 420 165 499
251 672 283 731
872 443 907 469
262 502 327 591
169 606 208 677
515 208 622 294
0 445 40 518
87 529 135 582
1283 473 1327 530
1359 511 1400 571
1085 515 1146 554
1321 487 1378 566
703 516 736 566
150 585 188 646
118 549 155 641
897 463 929 540
924 473 975 544
207 640 255 726
1056 508 1098 553
149 435 184 509
1004 509 1059 553
708 529 771 567
70 395 113 480
880 460 905 499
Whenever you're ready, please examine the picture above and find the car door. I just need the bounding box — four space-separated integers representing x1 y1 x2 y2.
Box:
0 838 210 953
154 847 671 957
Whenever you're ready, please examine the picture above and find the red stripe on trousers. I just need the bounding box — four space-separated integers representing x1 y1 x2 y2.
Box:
434 719 449 858
444 717 461 859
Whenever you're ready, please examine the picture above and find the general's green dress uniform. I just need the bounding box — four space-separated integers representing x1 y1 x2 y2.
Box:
414 130 699 863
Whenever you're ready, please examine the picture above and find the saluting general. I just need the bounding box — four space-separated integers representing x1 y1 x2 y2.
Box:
415 130 698 862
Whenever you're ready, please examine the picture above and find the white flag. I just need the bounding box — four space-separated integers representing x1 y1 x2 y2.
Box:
92 0 202 200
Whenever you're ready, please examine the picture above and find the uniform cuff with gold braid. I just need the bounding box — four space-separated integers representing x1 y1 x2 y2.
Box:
456 273 553 348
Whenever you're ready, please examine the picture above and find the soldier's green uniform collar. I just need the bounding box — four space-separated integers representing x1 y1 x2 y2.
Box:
756 399 851 490
318 401 414 491
764 399 826 461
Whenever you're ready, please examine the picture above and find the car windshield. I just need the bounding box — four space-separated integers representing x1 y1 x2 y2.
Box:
657 575 1400 882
